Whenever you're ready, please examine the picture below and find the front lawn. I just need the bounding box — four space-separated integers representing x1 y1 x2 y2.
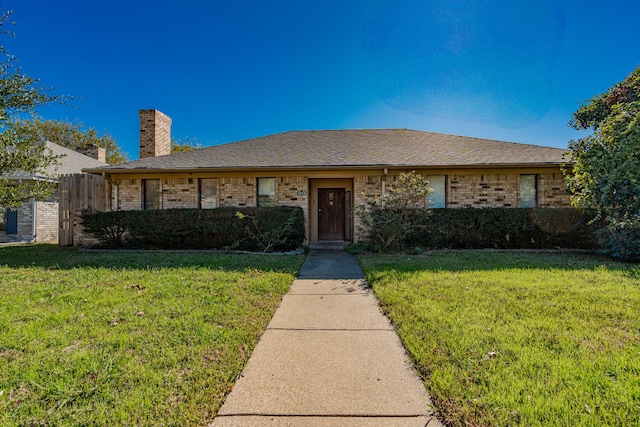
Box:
359 251 640 426
0 245 303 426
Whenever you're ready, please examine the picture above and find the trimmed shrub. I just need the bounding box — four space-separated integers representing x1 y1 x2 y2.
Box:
595 221 640 261
358 171 432 253
81 207 305 252
79 210 130 248
405 208 599 250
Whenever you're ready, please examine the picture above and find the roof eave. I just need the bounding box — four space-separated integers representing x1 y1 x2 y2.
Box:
1 175 57 182
83 161 571 175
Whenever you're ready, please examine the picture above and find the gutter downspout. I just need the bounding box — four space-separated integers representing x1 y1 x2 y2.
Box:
30 198 37 243
381 168 388 208
114 183 119 211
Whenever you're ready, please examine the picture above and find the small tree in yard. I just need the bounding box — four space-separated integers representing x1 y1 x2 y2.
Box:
564 66 640 260
358 171 432 253
9 118 127 164
0 8 63 209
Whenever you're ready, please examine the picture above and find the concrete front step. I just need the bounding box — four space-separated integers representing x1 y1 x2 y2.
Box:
308 241 350 251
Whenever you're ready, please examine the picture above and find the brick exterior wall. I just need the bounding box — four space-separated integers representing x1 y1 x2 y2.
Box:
115 179 143 210
16 202 33 241
139 110 172 159
353 175 384 241
162 178 198 209
276 176 309 239
539 173 571 207
35 202 59 243
354 175 383 206
448 173 519 207
109 170 570 245
447 173 569 208
0 201 57 243
219 177 256 207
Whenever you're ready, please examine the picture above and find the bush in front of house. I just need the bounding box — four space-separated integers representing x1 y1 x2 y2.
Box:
405 207 599 250
81 206 305 252
358 171 433 253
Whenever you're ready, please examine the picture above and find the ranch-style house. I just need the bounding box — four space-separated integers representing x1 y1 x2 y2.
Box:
81 109 571 244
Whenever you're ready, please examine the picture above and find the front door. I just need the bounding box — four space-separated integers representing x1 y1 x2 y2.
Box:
318 188 345 240
5 209 17 235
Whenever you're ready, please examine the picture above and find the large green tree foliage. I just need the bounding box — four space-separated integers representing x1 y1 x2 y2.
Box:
564 66 640 260
0 8 62 209
9 118 127 164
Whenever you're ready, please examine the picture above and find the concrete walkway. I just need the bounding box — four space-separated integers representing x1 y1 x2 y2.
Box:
211 250 442 426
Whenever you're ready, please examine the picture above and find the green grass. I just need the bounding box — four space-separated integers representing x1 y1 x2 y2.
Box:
359 251 640 427
0 244 304 426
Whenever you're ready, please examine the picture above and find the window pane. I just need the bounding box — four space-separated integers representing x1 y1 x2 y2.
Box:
199 178 218 209
520 175 537 207
427 175 446 208
143 179 160 210
257 177 276 207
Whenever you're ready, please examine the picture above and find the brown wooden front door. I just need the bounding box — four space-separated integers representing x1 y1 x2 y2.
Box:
318 188 345 240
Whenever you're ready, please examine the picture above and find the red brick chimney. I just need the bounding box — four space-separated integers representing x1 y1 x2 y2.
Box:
139 109 171 158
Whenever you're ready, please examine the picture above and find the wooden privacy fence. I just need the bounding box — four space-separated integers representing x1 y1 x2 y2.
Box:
59 174 111 246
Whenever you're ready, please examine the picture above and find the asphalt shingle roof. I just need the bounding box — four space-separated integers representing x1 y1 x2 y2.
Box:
85 129 569 173
6 141 108 180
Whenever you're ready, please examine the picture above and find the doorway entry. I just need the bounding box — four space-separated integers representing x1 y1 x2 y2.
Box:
318 188 345 240
5 208 17 235
309 178 353 243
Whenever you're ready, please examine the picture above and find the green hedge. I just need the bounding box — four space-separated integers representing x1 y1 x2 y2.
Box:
81 207 305 252
405 208 599 250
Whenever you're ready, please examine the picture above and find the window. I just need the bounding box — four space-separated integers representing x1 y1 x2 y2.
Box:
199 178 218 209
427 175 446 208
257 177 276 207
143 179 160 210
519 174 537 207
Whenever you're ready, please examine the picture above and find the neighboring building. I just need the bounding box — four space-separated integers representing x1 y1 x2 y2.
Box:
0 141 107 243
83 109 571 244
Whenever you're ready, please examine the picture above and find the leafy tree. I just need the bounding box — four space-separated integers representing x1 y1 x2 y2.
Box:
564 66 640 260
9 118 127 164
358 171 432 252
0 8 63 209
171 136 206 153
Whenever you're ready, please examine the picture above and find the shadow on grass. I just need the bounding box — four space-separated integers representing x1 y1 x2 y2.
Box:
358 250 639 275
0 244 304 273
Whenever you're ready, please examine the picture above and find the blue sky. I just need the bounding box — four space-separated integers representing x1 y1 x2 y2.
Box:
6 0 640 160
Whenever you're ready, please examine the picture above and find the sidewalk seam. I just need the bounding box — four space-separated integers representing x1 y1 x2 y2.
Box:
214 414 432 418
